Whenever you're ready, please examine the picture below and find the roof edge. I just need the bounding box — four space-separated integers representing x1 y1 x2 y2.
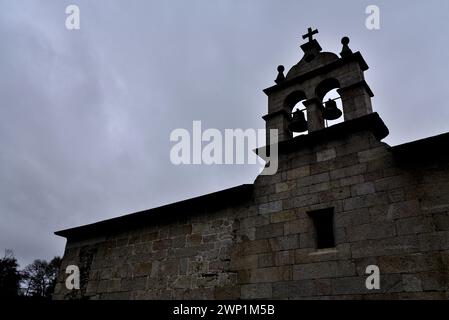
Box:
392 131 449 163
55 184 253 240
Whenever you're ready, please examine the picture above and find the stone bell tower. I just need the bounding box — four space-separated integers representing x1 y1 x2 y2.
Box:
263 28 374 143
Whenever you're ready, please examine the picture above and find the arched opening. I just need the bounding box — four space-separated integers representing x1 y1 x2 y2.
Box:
322 89 344 127
284 91 308 137
315 79 344 127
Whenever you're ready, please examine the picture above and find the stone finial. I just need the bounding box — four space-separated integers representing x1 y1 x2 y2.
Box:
275 65 285 84
340 36 353 57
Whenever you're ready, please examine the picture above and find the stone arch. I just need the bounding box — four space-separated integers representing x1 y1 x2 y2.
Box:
283 90 307 111
315 78 341 101
315 78 345 126
283 90 308 137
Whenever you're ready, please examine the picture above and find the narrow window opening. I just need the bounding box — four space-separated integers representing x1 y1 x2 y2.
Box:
308 208 335 249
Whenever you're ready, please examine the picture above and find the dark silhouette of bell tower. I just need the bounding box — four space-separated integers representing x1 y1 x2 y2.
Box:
263 28 375 143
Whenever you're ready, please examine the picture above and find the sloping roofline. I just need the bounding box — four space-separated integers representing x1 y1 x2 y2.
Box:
392 131 449 163
55 184 253 240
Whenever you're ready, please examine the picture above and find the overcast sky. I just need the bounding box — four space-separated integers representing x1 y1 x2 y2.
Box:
1 0 449 267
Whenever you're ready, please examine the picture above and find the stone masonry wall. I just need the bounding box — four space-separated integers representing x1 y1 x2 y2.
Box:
53 206 246 299
54 129 449 299
238 130 449 299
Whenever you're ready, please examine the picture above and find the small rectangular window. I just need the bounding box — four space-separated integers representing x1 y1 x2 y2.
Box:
308 208 335 249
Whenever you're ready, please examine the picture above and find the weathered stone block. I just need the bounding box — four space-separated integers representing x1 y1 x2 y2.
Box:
299 233 315 249
133 262 152 277
258 253 275 268
160 260 179 274
288 194 320 209
343 193 389 211
292 261 356 280
169 224 192 237
241 283 272 299
141 232 158 242
171 236 186 248
275 182 290 193
187 260 208 274
310 161 331 175
335 208 370 228
230 254 258 271
271 281 289 298
259 201 283 214
433 213 449 231
271 210 296 223
153 239 172 251
237 239 270 255
419 271 446 291
340 175 365 187
284 218 309 235
239 216 256 229
297 172 330 187
388 188 405 203
273 280 317 298
274 250 295 266
186 234 202 246
121 277 146 291
249 266 291 283
330 164 367 180
287 165 310 180
402 274 422 292
374 175 414 192
331 276 368 295
396 216 434 235
386 200 421 219
351 235 420 258
316 148 337 162
377 253 439 273
351 182 375 196
346 221 396 242
101 291 132 300
173 275 192 289
308 181 333 193
269 235 300 251
255 223 284 239
214 286 240 299
319 187 351 202
358 146 389 163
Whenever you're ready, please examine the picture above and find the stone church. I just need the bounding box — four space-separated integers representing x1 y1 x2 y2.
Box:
54 29 449 299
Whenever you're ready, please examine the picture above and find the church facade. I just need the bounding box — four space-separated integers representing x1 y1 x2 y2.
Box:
54 30 449 299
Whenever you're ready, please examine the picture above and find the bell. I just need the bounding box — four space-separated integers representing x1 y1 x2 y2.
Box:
322 98 342 120
288 109 308 133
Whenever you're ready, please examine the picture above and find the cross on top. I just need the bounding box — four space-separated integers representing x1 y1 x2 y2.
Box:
302 27 319 42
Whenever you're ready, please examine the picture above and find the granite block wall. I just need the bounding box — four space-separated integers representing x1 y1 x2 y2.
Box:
54 129 449 299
